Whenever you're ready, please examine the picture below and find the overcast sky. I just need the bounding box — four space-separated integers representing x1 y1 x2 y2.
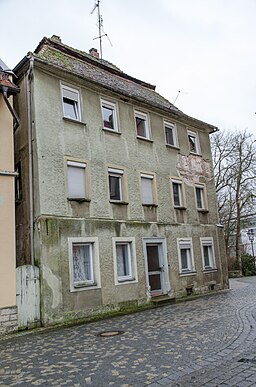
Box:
2 0 256 135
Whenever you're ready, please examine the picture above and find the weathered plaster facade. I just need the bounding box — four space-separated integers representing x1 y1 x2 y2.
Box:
14 36 228 326
0 63 19 334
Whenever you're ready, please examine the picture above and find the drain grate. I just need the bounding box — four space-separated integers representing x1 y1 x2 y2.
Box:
96 330 125 337
238 358 256 364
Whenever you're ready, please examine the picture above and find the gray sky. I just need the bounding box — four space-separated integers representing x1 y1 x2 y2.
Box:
2 0 256 134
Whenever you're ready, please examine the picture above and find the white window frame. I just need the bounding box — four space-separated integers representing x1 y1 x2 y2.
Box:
171 178 185 208
61 84 81 121
112 237 137 285
164 121 178 147
195 183 208 210
112 237 138 285
108 167 124 202
177 238 195 275
101 99 119 132
67 160 87 199
200 237 216 271
68 237 100 292
187 130 200 154
140 173 156 205
134 110 151 139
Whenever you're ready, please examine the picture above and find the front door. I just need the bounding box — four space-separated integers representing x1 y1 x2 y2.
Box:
143 238 170 297
146 243 163 295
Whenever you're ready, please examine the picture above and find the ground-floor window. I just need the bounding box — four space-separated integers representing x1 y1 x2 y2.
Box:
68 237 100 291
112 237 137 285
177 238 195 274
200 237 216 270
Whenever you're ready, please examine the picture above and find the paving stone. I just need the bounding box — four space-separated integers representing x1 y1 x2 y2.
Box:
2 278 256 386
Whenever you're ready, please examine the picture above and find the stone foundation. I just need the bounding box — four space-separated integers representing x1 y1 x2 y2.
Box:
0 306 18 335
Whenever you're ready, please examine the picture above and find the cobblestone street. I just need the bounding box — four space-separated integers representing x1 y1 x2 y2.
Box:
1 277 256 386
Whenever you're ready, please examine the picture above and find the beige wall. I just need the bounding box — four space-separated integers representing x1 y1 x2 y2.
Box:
0 94 16 308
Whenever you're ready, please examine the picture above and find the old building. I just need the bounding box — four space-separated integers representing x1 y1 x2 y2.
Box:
0 59 19 334
14 35 228 327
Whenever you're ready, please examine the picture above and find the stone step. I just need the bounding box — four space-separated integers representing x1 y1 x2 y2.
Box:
151 295 176 305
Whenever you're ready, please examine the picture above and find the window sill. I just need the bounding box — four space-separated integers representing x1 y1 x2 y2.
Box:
142 203 158 207
174 206 186 210
103 128 121 135
118 277 136 283
166 144 180 150
116 279 137 285
179 271 197 277
68 198 91 203
197 209 209 214
63 117 87 125
110 200 129 205
189 152 202 157
74 282 97 288
203 268 217 273
137 136 153 143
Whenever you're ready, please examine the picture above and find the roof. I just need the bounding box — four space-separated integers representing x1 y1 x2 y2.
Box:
0 59 19 95
0 58 14 74
15 36 218 132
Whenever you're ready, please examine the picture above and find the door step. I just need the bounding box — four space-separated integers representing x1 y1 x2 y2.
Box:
151 295 176 306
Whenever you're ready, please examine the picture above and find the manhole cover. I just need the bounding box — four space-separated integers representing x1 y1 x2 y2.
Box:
97 330 125 337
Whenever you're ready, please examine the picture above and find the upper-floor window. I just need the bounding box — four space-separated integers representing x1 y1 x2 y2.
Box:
101 99 119 132
164 121 178 147
171 179 185 208
200 237 216 270
135 110 150 139
187 130 200 154
108 168 124 202
141 173 156 205
195 184 207 211
62 85 81 121
67 160 87 199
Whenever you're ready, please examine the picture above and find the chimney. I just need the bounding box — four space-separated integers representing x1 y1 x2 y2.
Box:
89 48 99 59
51 35 62 43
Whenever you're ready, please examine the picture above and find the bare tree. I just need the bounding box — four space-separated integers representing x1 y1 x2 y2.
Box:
211 130 256 272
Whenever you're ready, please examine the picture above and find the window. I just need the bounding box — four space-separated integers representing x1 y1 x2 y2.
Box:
67 161 87 199
15 161 22 202
164 121 178 147
171 179 185 208
108 168 124 201
178 238 195 274
187 130 200 154
113 237 137 284
195 184 207 210
101 99 118 132
62 85 81 120
68 237 100 291
201 238 216 270
141 173 155 205
135 111 150 139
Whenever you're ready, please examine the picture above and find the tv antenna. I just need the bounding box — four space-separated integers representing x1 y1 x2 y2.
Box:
91 0 112 60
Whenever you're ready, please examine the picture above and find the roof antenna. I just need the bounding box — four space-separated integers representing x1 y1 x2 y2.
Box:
173 90 180 105
91 0 112 61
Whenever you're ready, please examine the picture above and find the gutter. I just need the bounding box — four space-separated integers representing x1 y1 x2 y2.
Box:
0 170 18 176
2 86 20 131
27 56 35 266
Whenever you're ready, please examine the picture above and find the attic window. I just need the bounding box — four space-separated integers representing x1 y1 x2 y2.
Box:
101 99 119 132
135 111 151 139
62 85 81 121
